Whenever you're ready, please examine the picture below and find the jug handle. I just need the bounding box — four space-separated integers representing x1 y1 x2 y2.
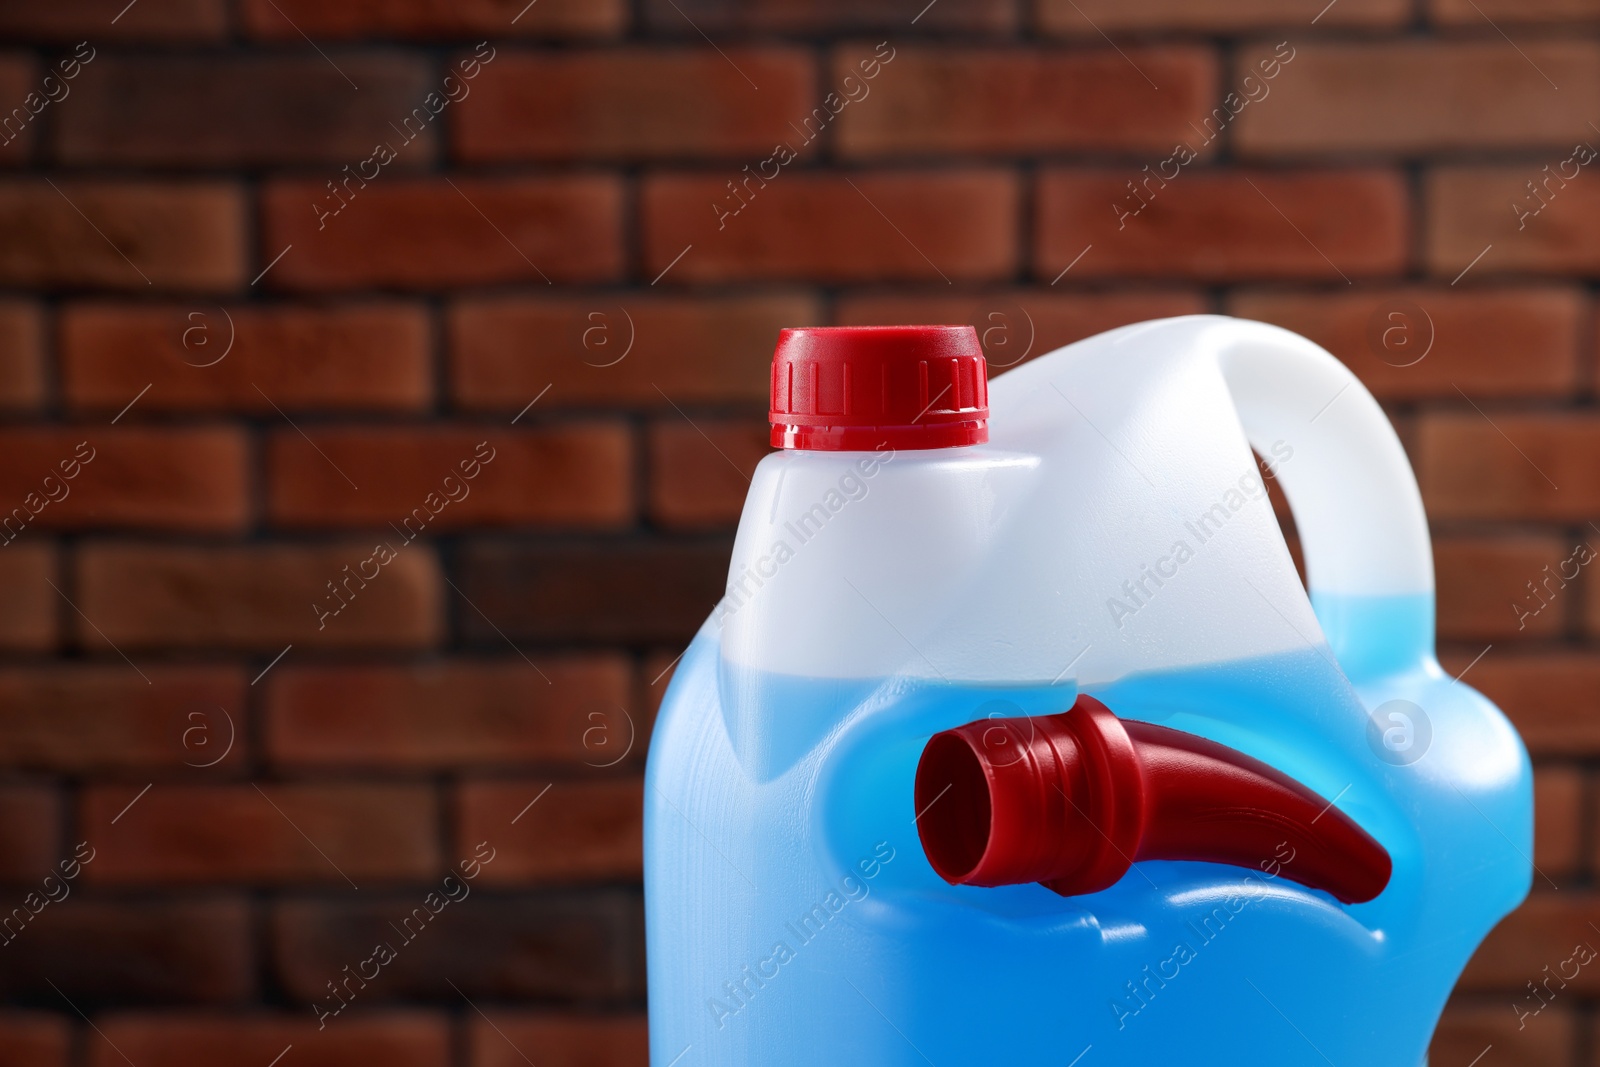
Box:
1209 318 1435 682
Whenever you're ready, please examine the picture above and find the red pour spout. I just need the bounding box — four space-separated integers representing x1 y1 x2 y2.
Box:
914 695 1391 904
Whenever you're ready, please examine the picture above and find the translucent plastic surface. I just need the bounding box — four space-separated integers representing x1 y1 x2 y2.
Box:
645 317 1532 1065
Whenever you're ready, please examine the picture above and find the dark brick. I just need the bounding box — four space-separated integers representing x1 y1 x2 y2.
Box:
448 292 820 412
1037 169 1408 281
1038 0 1403 32
242 0 622 39
265 426 634 531
467 1014 648 1067
645 0 1015 32
641 651 681 718
456 540 729 643
1536 766 1583 879
1434 0 1594 21
835 288 1209 366
55 55 439 166
0 181 243 292
641 170 1018 283
0 543 56 652
1435 536 1570 641
90 1014 451 1067
76 543 444 651
1430 1001 1572 1065
1462 652 1600 757
0 57 36 165
458 779 643 885
272 891 643 1002
0 3 226 41
265 657 634 770
0 786 57 883
834 45 1218 158
261 177 623 291
1427 166 1600 278
1227 286 1582 400
1420 413 1600 521
60 302 433 414
455 49 818 162
81 784 439 887
0 1012 69 1067
0 666 246 773
0 302 44 410
0 898 252 1006
648 417 768 529
1459 893 1599 992
1234 41 1600 156
0 429 248 533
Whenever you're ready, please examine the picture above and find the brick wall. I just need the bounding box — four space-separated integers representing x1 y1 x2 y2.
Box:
0 0 1593 1063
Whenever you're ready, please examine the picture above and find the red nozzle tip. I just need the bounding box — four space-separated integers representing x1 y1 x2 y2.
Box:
914 696 1392 905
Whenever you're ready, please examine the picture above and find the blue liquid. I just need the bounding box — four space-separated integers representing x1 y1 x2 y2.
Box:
646 599 1531 1065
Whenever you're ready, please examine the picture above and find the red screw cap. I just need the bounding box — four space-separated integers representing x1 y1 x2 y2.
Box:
769 325 989 451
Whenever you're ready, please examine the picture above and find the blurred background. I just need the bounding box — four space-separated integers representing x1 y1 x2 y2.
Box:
0 0 1593 1063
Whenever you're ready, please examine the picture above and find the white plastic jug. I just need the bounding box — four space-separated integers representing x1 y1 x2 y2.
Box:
645 316 1531 1065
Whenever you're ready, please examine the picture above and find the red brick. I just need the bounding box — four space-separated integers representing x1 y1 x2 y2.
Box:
837 289 1209 365
1419 413 1600 521
456 49 816 162
262 177 622 290
266 656 633 769
642 170 1018 283
0 898 253 1004
834 45 1217 158
0 1013 69 1067
648 418 769 529
54 55 440 166
1459 652 1600 758
1433 0 1600 24
1038 0 1404 32
1227 287 1582 400
82 783 439 886
92 1014 451 1067
1460 893 1599 991
1536 766 1584 879
458 541 727 643
1436 536 1574 641
1427 166 1600 278
1431 1002 1573 1065
76 543 444 650
0 56 36 164
468 1013 647 1067
243 0 622 39
1037 169 1407 281
0 666 246 772
1234 42 1600 156
0 3 226 41
60 302 432 414
0 181 243 291
449 292 820 412
0 543 55 652
0 429 248 533
0 786 57 882
267 426 633 530
0 302 43 409
459 778 643 884
647 0 1013 32
642 650 682 718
